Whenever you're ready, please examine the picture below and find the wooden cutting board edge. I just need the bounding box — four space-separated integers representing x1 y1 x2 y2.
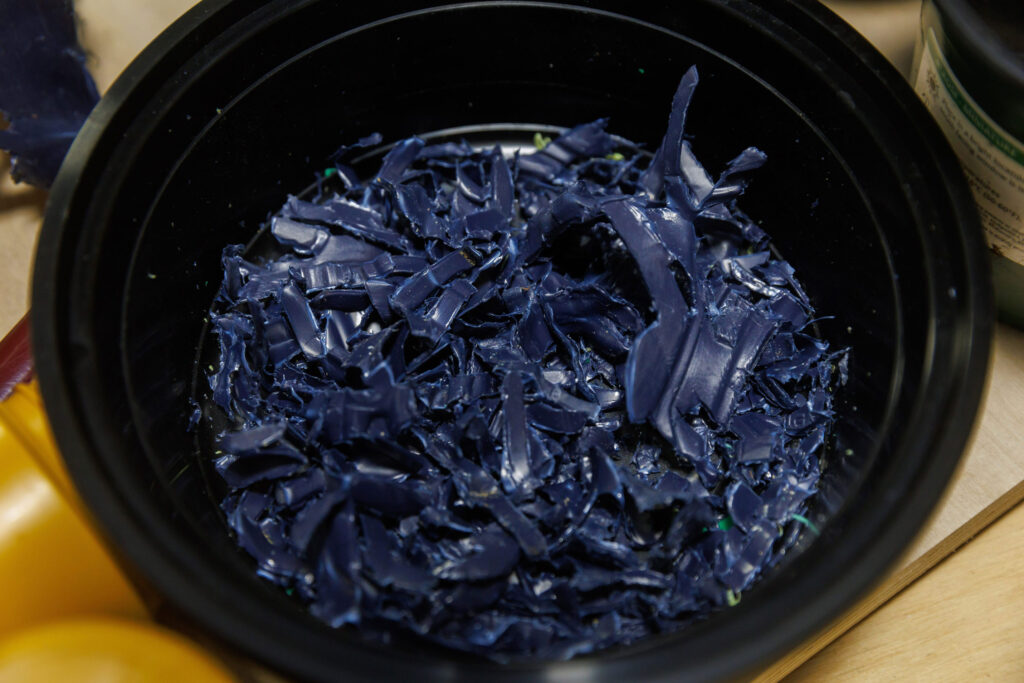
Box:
756 476 1024 682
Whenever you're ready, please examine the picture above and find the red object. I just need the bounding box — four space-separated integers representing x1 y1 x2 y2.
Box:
0 314 33 401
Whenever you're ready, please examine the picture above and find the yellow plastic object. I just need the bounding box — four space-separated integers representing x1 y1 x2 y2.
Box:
0 380 74 500
0 617 237 682
0 380 147 637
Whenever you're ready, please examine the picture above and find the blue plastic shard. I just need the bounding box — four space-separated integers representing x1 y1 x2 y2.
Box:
309 502 361 627
433 528 520 581
206 66 848 661
500 371 538 496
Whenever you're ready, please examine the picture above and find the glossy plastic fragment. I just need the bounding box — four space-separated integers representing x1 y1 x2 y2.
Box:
207 67 847 661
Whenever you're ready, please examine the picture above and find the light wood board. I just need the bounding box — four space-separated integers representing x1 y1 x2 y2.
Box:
0 166 43 335
786 492 1024 681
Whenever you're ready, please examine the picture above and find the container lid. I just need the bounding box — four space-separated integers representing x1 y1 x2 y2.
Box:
935 0 1024 90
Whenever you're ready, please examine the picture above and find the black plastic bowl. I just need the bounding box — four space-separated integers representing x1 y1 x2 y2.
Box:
32 1 991 681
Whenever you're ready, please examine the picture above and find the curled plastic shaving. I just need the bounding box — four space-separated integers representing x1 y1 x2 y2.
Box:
207 66 847 660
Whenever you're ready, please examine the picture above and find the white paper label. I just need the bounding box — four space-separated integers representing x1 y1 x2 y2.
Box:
915 29 1024 266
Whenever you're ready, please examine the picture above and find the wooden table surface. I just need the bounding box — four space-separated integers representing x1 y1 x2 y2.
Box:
2 1 1023 680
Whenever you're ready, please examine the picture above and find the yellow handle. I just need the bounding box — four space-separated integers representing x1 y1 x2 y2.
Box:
0 380 241 681
0 617 236 683
0 380 147 635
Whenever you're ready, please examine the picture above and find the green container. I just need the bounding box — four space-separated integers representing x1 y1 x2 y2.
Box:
913 0 1024 328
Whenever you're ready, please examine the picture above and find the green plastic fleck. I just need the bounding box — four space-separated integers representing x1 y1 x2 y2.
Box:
726 589 740 607
791 513 821 536
323 167 338 178
717 516 734 531
605 152 626 161
533 132 552 150
638 67 645 74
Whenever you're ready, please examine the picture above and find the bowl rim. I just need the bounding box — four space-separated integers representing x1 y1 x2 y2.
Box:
32 1 993 680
